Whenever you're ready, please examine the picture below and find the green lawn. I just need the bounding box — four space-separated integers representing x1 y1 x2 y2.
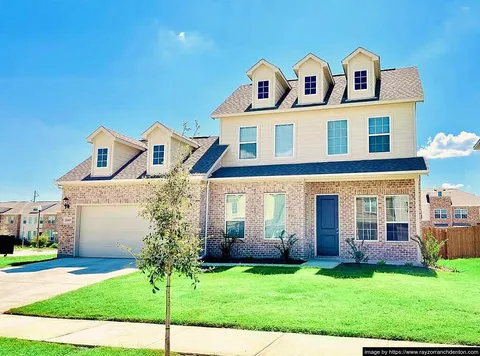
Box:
0 337 168 356
10 259 480 345
0 255 57 269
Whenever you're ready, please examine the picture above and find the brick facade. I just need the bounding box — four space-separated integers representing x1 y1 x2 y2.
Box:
58 182 206 257
59 178 420 263
0 214 20 236
207 178 420 262
422 196 480 228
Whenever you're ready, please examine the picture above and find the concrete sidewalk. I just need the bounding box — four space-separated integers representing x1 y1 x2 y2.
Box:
0 314 457 356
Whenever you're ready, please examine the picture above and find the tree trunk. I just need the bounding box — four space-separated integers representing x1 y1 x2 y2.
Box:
165 269 171 356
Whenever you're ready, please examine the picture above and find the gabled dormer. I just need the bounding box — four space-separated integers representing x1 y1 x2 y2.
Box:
87 126 145 177
141 122 199 176
293 53 334 105
341 47 381 101
246 59 291 109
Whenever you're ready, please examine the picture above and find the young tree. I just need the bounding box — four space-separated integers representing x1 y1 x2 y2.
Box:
135 122 203 356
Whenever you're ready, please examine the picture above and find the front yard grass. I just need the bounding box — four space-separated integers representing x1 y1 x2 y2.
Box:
0 255 57 269
10 259 480 346
0 337 168 355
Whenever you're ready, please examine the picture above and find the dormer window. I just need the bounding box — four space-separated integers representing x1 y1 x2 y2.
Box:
304 75 317 95
153 144 165 165
258 80 269 99
97 148 108 168
354 70 367 90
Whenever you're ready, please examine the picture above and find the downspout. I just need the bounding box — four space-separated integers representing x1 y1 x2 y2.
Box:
200 179 210 258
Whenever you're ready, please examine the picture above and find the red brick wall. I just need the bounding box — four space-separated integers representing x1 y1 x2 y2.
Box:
0 214 21 237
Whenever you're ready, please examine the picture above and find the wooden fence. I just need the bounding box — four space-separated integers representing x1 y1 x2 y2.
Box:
421 226 480 259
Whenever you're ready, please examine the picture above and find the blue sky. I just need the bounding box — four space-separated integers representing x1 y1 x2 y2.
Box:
0 0 479 201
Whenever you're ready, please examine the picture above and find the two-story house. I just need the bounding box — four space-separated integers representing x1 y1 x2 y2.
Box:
56 47 428 262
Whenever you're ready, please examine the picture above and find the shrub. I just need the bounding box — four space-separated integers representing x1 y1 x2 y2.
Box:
345 238 369 264
34 234 49 248
376 260 386 266
274 231 299 261
49 243 58 249
412 233 446 268
219 231 244 259
404 262 414 267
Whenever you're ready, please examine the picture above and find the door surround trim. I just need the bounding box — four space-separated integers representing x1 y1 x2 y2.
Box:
314 194 340 257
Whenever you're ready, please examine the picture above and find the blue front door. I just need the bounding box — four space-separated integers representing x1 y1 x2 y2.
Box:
316 195 339 256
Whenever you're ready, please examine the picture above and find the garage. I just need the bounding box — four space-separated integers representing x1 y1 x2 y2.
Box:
77 205 150 258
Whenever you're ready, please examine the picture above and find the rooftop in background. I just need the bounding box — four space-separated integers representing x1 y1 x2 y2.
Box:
212 67 423 117
0 201 61 215
423 188 480 207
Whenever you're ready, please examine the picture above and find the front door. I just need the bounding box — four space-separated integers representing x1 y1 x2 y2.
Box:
316 195 339 256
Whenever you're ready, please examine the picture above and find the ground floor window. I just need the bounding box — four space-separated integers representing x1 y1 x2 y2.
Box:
264 193 286 238
454 208 468 219
386 196 409 241
355 196 378 240
225 194 245 238
434 209 447 219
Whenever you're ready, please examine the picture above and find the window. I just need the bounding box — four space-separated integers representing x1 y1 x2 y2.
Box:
28 217 32 224
368 117 390 153
5 216 14 224
48 216 56 224
34 217 38 224
27 231 31 240
327 120 348 155
258 80 269 99
304 75 317 95
152 145 165 165
225 194 245 238
454 209 468 219
33 230 37 238
97 148 108 168
40 217 44 224
4 216 8 223
354 70 367 90
264 193 286 238
434 209 447 219
386 196 409 241
437 191 443 197
355 197 378 241
275 124 294 158
239 126 257 159
23 217 26 224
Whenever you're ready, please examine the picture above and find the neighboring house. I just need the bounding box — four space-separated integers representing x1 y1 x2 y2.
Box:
421 188 480 228
57 47 428 262
474 139 479 151
0 201 61 241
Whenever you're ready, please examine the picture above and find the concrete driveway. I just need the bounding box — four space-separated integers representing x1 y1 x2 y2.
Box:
0 258 137 313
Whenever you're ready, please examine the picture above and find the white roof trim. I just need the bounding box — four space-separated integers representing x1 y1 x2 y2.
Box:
246 59 291 89
86 126 145 150
141 122 199 148
292 53 335 84
341 47 380 64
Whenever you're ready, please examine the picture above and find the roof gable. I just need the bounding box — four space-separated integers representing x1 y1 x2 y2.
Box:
246 59 291 89
86 126 146 150
141 122 199 148
293 53 334 84
342 47 381 78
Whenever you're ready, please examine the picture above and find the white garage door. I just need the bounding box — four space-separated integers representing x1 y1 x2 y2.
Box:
78 205 150 258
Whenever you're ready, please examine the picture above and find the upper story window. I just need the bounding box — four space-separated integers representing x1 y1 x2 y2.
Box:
386 196 409 242
28 217 32 224
97 148 108 168
434 209 447 219
454 209 468 219
257 80 269 99
239 126 257 159
152 145 165 165
225 194 245 238
354 70 367 90
275 124 294 158
327 120 348 155
304 75 317 95
40 216 44 224
368 117 390 153
23 217 26 224
48 216 56 224
356 196 378 241
437 191 443 197
264 193 286 238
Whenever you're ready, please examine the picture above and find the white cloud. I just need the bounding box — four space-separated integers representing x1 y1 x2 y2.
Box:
417 131 479 159
157 29 214 60
441 183 464 189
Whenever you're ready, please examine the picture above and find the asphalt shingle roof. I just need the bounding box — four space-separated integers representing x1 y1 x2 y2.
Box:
210 157 428 179
104 127 147 149
212 67 423 117
57 136 227 182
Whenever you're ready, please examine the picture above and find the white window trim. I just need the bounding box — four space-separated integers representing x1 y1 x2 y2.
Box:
225 193 246 239
274 123 295 159
434 209 447 219
367 116 392 154
263 192 286 239
257 80 270 101
326 119 350 157
384 195 410 243
354 195 379 242
152 144 165 166
353 69 368 92
304 74 318 96
96 147 109 168
238 125 258 160
454 208 468 219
